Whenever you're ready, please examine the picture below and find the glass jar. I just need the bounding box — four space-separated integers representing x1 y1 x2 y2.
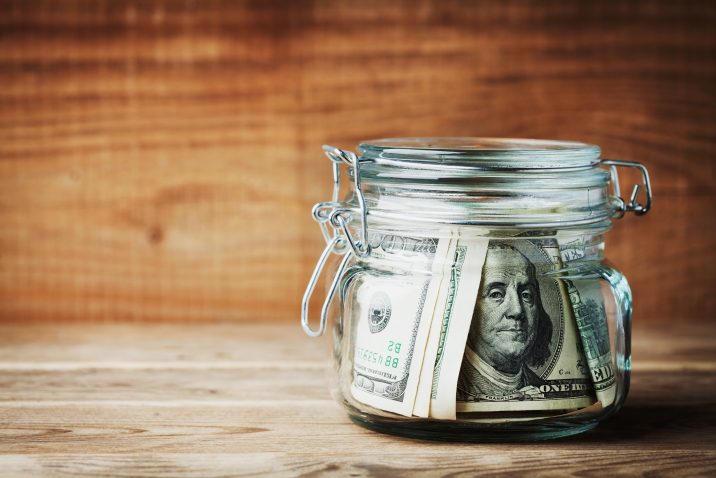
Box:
301 138 652 442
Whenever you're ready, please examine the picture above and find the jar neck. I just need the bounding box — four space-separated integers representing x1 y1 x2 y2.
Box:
357 162 616 229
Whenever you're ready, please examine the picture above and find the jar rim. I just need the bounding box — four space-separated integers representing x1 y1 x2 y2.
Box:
358 137 601 170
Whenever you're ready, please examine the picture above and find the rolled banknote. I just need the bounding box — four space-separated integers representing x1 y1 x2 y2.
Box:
416 236 489 419
559 237 587 263
456 239 596 413
559 235 603 264
564 278 617 407
413 233 457 417
350 235 452 416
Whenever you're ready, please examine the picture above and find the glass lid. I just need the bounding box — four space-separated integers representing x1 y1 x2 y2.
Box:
358 137 601 170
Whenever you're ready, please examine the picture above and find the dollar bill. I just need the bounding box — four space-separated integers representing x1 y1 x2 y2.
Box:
559 237 587 263
420 237 489 419
564 278 617 407
413 233 457 417
350 235 452 416
456 239 596 412
368 233 444 263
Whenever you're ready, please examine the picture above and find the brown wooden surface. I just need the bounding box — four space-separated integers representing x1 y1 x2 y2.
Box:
0 322 713 477
1 0 715 323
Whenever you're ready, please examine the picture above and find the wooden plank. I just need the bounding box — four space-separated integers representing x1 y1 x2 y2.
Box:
0 401 713 454
0 451 713 478
0 0 715 323
1 322 713 366
0 368 712 405
0 324 326 363
0 368 331 401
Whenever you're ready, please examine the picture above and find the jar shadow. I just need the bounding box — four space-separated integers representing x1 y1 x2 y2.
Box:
561 403 716 445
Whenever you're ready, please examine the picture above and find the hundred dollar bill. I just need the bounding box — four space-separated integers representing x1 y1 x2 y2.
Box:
351 235 452 416
413 233 457 417
558 236 603 264
425 237 489 419
368 233 445 263
564 278 617 407
456 239 596 413
559 237 588 263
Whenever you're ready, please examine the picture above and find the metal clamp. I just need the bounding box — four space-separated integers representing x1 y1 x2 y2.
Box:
301 145 372 337
301 235 351 337
602 159 652 218
321 145 371 258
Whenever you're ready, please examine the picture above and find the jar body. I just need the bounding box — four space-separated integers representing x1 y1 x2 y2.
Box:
328 225 631 441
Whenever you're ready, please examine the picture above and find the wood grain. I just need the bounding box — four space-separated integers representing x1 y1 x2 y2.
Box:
0 0 715 322
0 321 712 366
0 368 714 405
0 452 714 478
0 323 714 477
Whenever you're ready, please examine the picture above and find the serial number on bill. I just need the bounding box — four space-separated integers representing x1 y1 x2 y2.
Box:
356 343 402 369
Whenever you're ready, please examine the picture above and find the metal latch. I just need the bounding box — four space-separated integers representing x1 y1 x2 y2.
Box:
301 146 371 337
602 159 652 218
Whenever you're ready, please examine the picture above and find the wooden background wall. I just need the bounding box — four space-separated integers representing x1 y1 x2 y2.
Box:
1 0 714 323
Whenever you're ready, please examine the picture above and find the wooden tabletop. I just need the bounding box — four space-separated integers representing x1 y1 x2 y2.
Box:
0 321 714 477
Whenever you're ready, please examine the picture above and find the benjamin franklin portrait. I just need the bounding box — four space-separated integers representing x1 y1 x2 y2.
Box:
456 242 553 400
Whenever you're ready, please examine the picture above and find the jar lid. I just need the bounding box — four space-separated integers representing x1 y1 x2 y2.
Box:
359 138 601 171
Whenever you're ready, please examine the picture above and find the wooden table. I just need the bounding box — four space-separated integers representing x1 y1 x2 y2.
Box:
1 322 714 477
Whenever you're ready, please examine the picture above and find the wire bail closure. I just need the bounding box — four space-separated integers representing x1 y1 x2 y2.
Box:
301 236 351 337
603 159 653 218
302 145 371 337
